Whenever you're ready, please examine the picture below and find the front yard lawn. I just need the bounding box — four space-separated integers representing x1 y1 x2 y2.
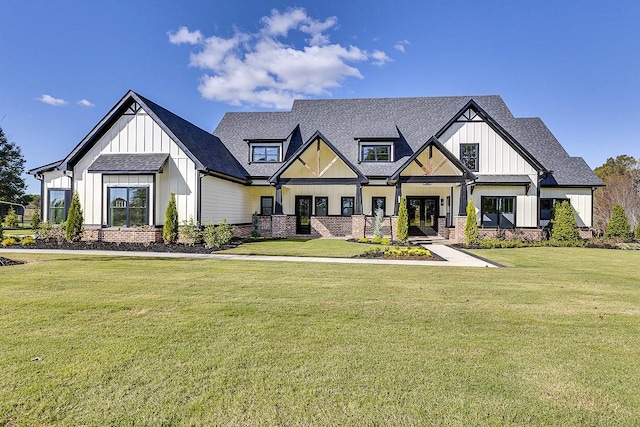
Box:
1 247 639 425
218 237 388 258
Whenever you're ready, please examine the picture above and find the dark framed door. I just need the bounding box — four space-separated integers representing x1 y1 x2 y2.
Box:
295 196 312 234
407 197 439 235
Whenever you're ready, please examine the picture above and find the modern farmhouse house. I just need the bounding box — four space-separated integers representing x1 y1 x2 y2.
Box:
29 90 603 242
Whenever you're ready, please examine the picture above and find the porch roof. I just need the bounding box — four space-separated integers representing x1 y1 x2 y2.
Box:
88 153 169 174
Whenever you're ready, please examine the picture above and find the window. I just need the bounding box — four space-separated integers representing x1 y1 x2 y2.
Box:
481 196 515 228
540 198 569 221
48 189 70 224
341 197 354 216
372 197 386 216
108 187 149 227
260 196 274 216
251 146 280 163
361 144 391 162
460 143 479 172
315 197 328 216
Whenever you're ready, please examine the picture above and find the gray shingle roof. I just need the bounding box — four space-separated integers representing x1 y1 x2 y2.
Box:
474 175 532 185
88 153 169 173
213 95 601 187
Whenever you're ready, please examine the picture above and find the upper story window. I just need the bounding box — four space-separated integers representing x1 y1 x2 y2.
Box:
361 144 392 162
251 145 281 163
460 143 479 172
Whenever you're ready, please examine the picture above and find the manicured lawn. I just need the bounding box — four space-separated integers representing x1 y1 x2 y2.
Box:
219 237 387 257
1 247 639 425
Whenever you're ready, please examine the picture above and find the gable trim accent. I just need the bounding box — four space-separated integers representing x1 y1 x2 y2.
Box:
268 131 368 184
435 99 547 173
389 136 475 183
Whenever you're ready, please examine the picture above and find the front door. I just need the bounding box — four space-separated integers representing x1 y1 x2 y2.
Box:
407 197 439 236
295 196 312 234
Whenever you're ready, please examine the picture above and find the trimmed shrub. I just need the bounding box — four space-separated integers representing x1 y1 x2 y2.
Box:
163 193 179 244
551 201 580 242
20 236 36 246
203 219 235 249
605 203 633 240
65 191 84 242
465 199 480 245
1 237 17 247
396 197 408 243
35 222 65 244
3 207 20 228
179 217 202 246
30 214 41 230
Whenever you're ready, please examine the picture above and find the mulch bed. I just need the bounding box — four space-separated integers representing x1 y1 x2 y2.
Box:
0 256 25 266
3 240 241 254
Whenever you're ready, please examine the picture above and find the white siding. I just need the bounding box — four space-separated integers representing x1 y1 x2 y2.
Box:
541 187 592 227
200 176 251 224
283 185 355 216
441 121 538 176
41 170 72 221
72 110 197 225
362 186 396 216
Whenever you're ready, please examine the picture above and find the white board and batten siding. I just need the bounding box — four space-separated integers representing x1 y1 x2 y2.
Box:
72 110 198 226
541 187 592 227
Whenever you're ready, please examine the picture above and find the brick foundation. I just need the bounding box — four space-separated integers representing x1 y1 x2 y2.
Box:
83 227 162 243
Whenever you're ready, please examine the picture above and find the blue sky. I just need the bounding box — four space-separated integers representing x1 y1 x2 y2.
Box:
1 0 639 194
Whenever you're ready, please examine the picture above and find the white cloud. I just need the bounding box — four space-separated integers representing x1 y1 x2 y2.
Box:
168 26 203 45
170 8 390 108
394 39 410 53
77 99 95 108
38 94 67 106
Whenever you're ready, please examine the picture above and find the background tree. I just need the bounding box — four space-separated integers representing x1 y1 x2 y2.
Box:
593 155 640 235
0 125 27 204
65 192 84 242
163 193 178 244
396 197 408 243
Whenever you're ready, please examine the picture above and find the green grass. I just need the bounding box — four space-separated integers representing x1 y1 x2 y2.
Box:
1 247 640 425
220 237 387 257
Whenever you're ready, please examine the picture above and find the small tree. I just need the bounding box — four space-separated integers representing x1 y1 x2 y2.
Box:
396 197 408 243
65 192 84 242
373 208 384 239
605 203 633 240
30 213 41 229
251 211 260 238
163 193 178 244
3 207 20 228
551 201 580 241
465 199 480 245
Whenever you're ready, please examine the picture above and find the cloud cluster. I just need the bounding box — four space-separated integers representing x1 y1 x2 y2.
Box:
37 94 95 108
168 8 393 109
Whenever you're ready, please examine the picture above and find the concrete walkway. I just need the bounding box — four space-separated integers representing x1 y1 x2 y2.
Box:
1 244 498 268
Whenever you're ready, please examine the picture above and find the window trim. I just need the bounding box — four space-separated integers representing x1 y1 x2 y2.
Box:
315 196 328 216
360 142 393 162
460 143 479 172
107 186 150 227
250 143 282 163
47 188 71 224
480 196 516 229
341 197 355 217
260 196 274 216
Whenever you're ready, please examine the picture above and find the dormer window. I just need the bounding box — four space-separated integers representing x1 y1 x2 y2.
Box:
360 143 392 162
250 144 281 163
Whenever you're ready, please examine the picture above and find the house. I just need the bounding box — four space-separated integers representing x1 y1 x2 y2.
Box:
29 90 603 243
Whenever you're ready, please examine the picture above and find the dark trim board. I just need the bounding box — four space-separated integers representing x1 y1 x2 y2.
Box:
398 176 468 184
277 178 367 185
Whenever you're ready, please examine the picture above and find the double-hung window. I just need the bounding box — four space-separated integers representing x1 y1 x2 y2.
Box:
361 144 391 162
315 197 328 216
341 197 354 216
481 196 515 228
460 143 479 172
251 146 280 163
260 196 274 216
48 189 70 223
108 187 149 227
372 197 386 216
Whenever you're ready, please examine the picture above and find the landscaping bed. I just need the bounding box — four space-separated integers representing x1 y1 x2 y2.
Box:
2 239 240 254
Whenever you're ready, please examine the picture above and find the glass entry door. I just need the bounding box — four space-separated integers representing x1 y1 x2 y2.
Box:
295 196 312 234
407 197 439 235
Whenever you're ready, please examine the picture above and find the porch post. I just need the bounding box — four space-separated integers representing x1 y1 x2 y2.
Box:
458 181 468 216
394 182 402 215
275 184 283 215
355 183 363 215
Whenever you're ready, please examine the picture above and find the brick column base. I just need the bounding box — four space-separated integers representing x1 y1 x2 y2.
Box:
351 215 365 239
271 215 287 238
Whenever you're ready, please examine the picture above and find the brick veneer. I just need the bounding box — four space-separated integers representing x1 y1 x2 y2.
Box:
83 227 162 243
